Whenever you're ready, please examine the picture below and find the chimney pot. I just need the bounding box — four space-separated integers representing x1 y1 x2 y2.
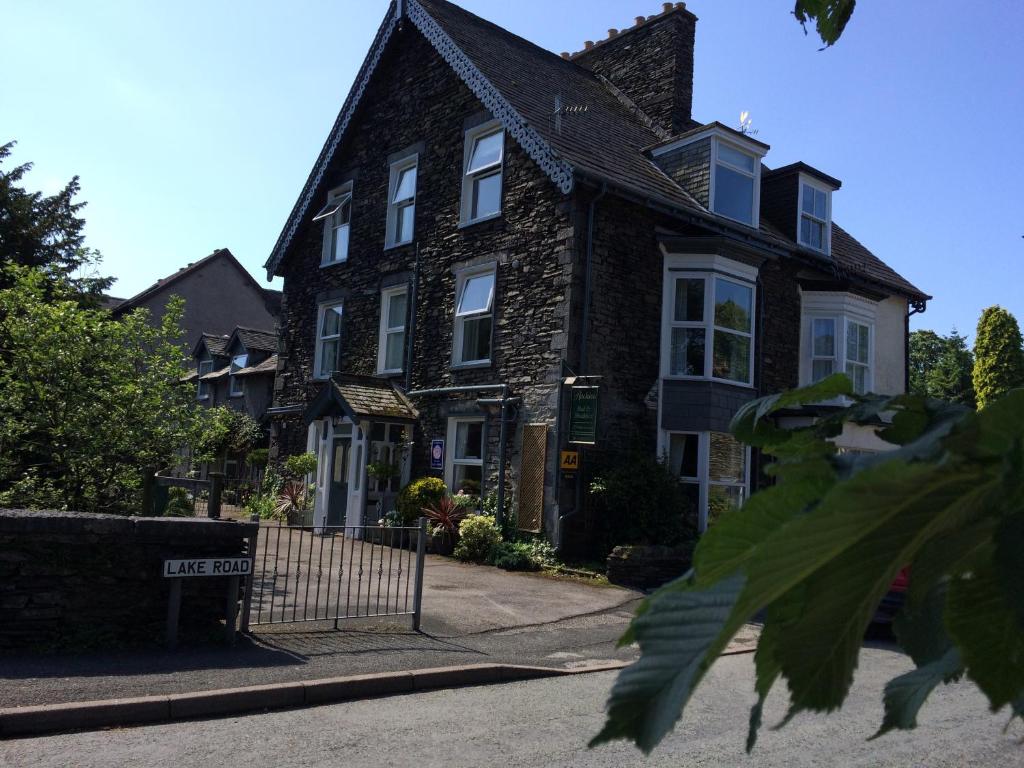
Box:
584 40 594 49
635 16 646 25
662 2 673 13
608 28 618 38
560 51 570 59
675 2 686 8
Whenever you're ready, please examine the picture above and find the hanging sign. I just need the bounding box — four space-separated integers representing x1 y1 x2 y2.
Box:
568 386 599 445
430 439 445 469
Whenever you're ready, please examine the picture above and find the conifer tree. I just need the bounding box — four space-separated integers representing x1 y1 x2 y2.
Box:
972 305 1024 408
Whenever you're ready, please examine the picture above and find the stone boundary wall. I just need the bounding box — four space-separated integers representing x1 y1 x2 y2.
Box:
0 510 257 652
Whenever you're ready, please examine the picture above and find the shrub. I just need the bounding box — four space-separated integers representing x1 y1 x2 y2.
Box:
489 541 537 571
422 495 468 537
247 448 269 468
164 486 195 517
245 469 282 520
587 451 698 559
283 452 317 479
453 514 502 563
396 476 447 526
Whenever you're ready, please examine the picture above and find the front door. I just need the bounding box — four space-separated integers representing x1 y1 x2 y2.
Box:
327 436 351 527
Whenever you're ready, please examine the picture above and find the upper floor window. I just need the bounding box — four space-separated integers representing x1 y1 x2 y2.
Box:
229 353 247 397
801 292 876 395
666 273 755 385
197 359 213 400
386 156 417 247
377 286 407 374
315 301 344 380
798 178 831 253
453 267 495 366
712 141 759 226
313 185 352 266
461 122 503 224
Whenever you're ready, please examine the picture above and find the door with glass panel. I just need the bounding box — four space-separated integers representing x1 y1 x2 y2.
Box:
327 436 351 527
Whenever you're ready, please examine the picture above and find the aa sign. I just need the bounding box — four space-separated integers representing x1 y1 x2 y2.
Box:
560 450 579 471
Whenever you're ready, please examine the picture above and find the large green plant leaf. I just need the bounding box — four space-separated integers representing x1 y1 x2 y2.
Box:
871 648 964 739
894 581 955 668
946 557 1024 709
590 573 745 753
793 0 857 47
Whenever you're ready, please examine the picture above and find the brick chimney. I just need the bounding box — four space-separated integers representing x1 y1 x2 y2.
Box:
570 3 697 135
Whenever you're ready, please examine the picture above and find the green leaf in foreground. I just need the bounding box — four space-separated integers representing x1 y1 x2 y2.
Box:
871 648 964 739
590 573 745 753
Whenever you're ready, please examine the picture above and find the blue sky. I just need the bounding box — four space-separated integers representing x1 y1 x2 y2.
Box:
3 0 1021 338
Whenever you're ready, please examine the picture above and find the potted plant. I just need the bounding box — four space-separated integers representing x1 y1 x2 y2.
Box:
422 496 468 557
275 479 309 526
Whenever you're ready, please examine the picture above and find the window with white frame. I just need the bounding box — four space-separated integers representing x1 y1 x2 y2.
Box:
386 157 417 247
377 286 407 374
453 267 495 365
461 123 504 224
446 418 484 495
229 353 247 397
314 301 344 379
798 179 831 253
845 319 871 394
713 141 758 226
667 430 749 531
197 359 213 400
312 186 352 266
667 274 755 385
801 293 876 395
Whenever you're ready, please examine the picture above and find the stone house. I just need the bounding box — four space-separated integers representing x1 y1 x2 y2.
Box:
263 0 928 545
184 327 278 480
110 247 281 351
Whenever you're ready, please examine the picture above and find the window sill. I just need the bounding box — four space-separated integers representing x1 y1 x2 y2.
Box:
228 393 244 399
710 210 758 230
376 369 404 378
383 240 414 252
797 243 832 258
662 375 755 389
458 212 501 230
320 259 349 269
450 360 492 371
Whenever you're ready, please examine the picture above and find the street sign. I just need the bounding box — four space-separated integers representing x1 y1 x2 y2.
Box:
559 450 579 471
568 386 599 444
430 438 445 469
162 558 251 578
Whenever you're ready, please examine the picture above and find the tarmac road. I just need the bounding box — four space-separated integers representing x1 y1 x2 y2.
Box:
3 646 1020 767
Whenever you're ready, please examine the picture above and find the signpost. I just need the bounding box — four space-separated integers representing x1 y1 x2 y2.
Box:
163 557 250 649
568 386 599 445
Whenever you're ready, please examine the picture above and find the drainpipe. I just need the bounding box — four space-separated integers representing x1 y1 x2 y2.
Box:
404 241 420 392
905 300 926 394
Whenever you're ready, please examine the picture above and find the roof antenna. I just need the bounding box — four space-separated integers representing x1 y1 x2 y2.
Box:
739 110 758 137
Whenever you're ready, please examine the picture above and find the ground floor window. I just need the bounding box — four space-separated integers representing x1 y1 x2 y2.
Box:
666 430 749 531
446 417 484 496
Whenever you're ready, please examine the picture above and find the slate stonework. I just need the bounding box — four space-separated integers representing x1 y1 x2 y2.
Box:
653 138 712 208
0 510 255 652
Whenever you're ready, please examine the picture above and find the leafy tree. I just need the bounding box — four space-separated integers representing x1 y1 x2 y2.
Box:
910 329 975 408
794 0 856 47
193 406 263 467
0 141 112 303
0 266 197 513
973 306 1024 409
591 375 1024 754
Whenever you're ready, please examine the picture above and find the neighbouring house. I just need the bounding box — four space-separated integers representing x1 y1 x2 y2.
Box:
109 247 281 350
182 327 278 480
262 0 928 545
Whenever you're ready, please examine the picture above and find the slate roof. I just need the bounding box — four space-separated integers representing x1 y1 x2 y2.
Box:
197 332 231 358
200 366 230 381
234 354 278 377
232 327 278 354
333 375 419 420
267 0 925 302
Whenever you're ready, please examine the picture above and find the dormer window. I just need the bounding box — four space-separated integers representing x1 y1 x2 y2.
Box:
798 176 832 254
713 141 758 226
229 353 248 397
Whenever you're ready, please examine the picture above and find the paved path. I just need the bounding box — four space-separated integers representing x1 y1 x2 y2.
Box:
4 648 1018 767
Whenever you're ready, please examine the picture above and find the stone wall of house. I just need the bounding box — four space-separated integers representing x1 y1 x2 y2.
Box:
0 510 255 652
571 6 697 135
757 256 803 395
271 25 575 528
653 138 711 208
760 172 800 242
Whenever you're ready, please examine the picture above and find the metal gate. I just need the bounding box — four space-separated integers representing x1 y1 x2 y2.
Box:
242 519 427 630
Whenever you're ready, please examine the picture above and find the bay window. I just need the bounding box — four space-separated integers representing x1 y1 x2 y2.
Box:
378 287 407 374
453 267 495 365
845 320 871 394
667 273 755 385
314 301 344 380
801 292 876 395
461 122 504 224
667 430 749 531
